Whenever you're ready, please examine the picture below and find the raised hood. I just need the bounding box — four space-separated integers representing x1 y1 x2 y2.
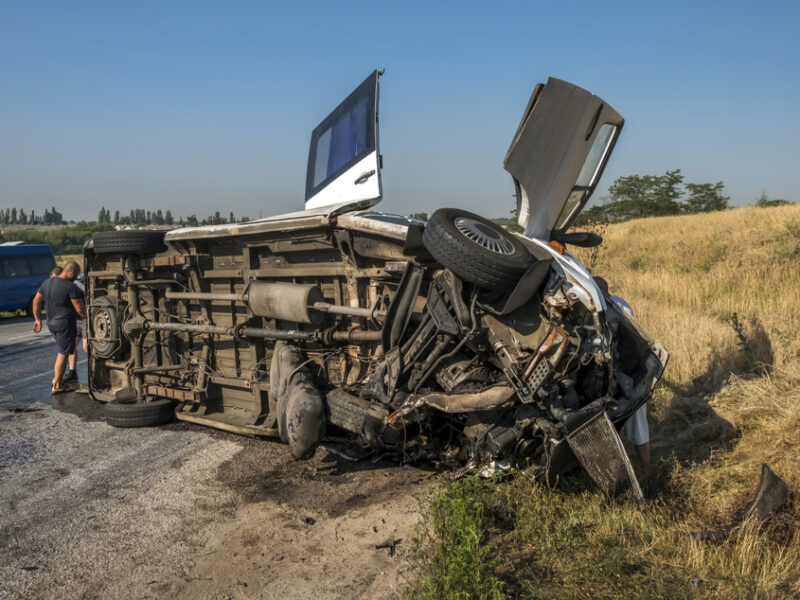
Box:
504 78 623 240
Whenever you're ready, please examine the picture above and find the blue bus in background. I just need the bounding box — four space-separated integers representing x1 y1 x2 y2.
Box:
0 243 57 316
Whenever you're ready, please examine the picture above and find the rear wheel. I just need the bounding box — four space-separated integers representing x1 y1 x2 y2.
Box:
422 208 533 290
104 398 175 428
93 230 166 255
25 296 35 318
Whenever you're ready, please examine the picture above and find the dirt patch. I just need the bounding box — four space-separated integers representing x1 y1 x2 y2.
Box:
157 439 443 599
161 461 434 600
0 405 439 600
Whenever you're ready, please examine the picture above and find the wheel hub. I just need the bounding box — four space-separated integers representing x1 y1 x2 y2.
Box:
93 310 112 340
454 217 514 255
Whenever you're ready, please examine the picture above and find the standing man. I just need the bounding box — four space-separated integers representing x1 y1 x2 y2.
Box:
32 261 86 394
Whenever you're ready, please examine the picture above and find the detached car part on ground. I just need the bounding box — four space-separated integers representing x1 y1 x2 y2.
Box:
85 73 668 495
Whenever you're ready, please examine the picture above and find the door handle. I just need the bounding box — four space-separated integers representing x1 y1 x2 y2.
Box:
354 170 376 185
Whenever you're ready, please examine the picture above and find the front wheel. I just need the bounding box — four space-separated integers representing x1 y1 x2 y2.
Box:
422 208 533 290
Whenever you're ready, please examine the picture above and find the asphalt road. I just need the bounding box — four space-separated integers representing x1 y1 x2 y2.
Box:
0 317 428 600
0 317 89 411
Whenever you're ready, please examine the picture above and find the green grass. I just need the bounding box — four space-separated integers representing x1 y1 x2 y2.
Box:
408 477 505 600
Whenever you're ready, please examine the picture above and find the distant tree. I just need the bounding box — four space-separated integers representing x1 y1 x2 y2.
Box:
29 210 35 224
113 210 120 225
19 208 27 224
152 209 164 225
756 191 791 208
165 210 174 225
684 182 729 213
408 212 428 221
240 216 250 222
186 214 199 227
605 169 684 221
11 208 17 224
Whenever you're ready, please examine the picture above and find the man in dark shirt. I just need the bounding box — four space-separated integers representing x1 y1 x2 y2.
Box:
32 261 86 393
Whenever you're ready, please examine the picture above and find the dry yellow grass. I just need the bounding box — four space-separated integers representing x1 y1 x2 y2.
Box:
571 204 800 598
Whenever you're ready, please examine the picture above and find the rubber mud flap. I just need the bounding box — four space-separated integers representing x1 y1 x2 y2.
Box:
285 382 326 460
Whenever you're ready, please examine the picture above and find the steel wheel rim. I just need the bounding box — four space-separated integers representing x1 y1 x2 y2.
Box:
454 217 515 255
93 310 111 340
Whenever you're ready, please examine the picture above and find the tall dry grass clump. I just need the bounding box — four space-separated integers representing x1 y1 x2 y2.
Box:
411 204 800 599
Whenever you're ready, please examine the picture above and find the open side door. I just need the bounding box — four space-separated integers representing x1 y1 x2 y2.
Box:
504 78 623 240
305 70 382 210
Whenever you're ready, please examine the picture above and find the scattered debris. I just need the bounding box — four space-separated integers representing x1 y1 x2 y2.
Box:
690 463 790 541
375 537 402 557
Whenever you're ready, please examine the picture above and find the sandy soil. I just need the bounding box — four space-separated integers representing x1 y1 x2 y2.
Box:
0 399 437 600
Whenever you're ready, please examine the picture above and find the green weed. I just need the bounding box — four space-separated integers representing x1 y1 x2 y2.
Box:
408 477 505 600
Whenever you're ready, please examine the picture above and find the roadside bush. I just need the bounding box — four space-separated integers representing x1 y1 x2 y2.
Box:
0 223 113 254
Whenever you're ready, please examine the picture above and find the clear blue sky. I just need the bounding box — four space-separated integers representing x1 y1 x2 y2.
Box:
2 0 798 222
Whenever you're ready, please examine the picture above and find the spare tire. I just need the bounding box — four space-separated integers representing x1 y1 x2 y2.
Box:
89 295 123 358
422 208 532 290
93 230 167 255
105 398 175 428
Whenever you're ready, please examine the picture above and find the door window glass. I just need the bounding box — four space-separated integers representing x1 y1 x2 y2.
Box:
312 97 369 189
3 257 32 277
555 190 587 231
576 124 617 188
30 255 55 276
554 123 618 231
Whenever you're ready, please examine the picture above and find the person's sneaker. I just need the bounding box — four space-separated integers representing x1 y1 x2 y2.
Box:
62 370 78 383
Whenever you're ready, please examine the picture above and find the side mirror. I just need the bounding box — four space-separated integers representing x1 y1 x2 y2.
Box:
550 231 603 248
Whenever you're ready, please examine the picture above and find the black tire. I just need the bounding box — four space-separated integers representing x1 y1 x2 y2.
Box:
25 296 35 318
93 230 166 255
104 398 175 428
422 208 533 290
88 295 123 358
